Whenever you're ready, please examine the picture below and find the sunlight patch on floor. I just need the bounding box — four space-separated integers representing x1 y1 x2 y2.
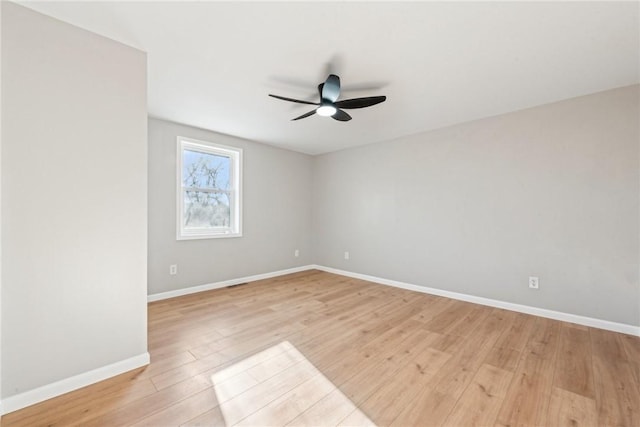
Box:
210 341 376 426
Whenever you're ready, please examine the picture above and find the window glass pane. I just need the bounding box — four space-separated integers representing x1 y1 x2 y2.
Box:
183 190 231 228
178 137 241 239
182 149 231 190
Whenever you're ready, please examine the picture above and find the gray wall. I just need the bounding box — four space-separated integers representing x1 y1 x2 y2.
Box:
313 85 640 326
1 3 148 397
0 0 3 405
148 118 313 295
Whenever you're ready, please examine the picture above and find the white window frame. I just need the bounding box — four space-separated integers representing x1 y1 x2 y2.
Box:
177 136 242 240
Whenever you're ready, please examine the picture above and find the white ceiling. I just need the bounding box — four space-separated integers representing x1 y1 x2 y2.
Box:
20 1 640 155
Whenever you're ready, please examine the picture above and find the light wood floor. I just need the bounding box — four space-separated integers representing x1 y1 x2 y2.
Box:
3 270 640 426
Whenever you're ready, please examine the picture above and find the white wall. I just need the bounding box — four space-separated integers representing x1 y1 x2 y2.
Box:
148 118 313 295
313 85 640 327
2 2 148 401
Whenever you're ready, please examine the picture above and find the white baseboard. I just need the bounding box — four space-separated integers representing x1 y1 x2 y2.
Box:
147 265 316 302
312 265 640 337
1 352 150 415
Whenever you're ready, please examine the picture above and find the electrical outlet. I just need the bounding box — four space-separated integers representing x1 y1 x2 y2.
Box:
170 264 178 275
529 276 539 289
294 249 299 257
344 251 350 260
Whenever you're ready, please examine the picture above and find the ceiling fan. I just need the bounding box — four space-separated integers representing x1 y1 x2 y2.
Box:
269 74 386 122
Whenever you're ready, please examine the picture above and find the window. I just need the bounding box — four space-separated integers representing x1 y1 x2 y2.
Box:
177 136 242 239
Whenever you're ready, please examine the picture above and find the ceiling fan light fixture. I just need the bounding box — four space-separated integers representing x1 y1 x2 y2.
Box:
269 73 386 122
316 105 337 117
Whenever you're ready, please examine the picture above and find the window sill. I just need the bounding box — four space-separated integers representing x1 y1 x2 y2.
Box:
177 232 242 241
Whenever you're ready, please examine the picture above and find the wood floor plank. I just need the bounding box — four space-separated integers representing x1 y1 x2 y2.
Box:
441 364 513 427
212 359 316 426
138 351 197 379
590 327 628 362
389 387 458 427
495 349 557 427
589 328 640 426
410 295 452 323
545 387 598 427
525 316 562 360
233 373 334 426
319 323 438 387
132 388 219 427
423 300 477 334
429 309 513 400
151 351 227 391
244 346 307 383
444 304 490 337
483 345 521 372
285 388 360 426
337 408 377 427
554 324 595 399
619 333 640 389
493 312 536 352
3 270 639 427
335 328 439 408
592 348 640 426
359 343 451 425
78 374 213 427
3 372 156 427
210 370 260 404
180 407 226 427
429 332 468 355
207 341 293 384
